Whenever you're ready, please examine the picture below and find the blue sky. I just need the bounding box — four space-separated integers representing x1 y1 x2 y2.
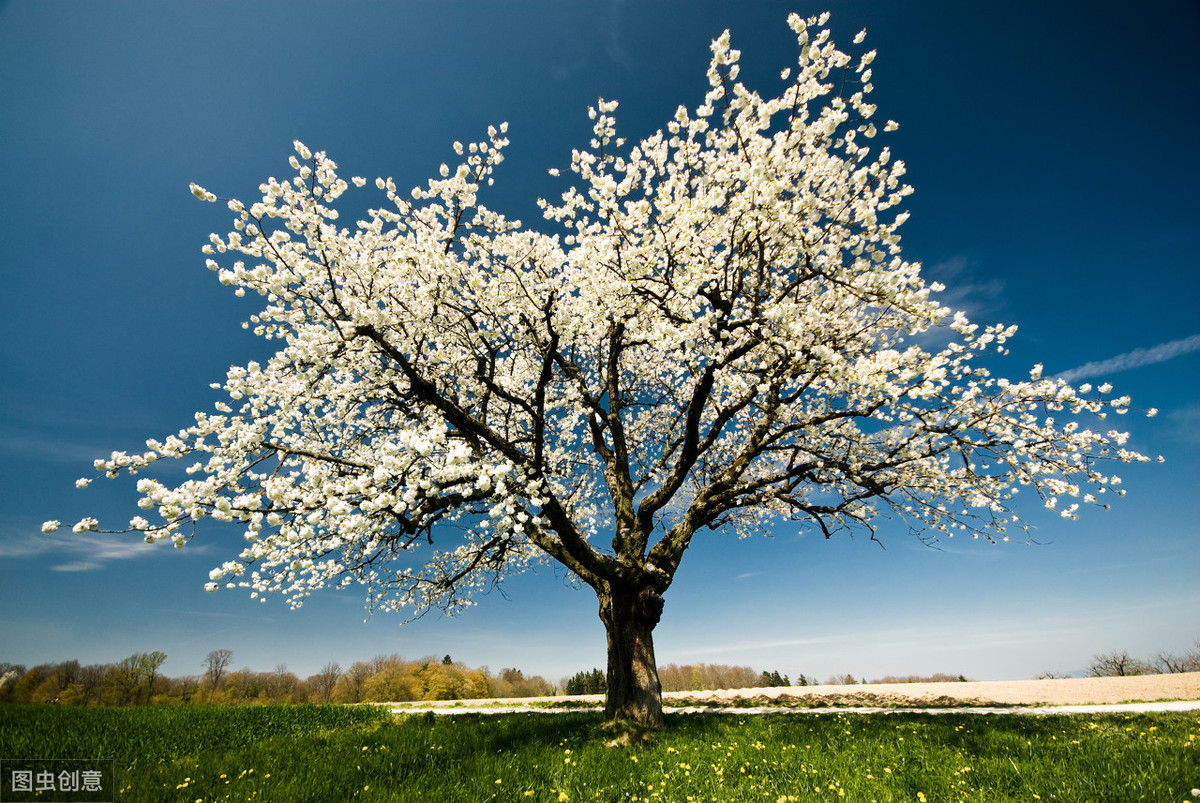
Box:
2 0 1197 685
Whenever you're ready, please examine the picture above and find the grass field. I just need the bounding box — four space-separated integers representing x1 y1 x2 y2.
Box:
1 704 1197 801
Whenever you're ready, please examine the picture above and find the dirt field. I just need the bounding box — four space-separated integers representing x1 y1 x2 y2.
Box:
666 671 1200 708
389 671 1200 713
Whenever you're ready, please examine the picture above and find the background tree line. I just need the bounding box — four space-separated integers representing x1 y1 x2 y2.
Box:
11 643 1190 706
0 653 804 706
0 652 169 706
563 665 798 696
657 663 798 693
0 652 557 706
1086 641 1200 678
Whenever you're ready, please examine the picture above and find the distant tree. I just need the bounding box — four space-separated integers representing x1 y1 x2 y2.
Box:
657 663 764 693
108 654 148 705
219 669 253 703
565 668 607 696
332 660 375 703
203 649 233 693
499 668 554 698
30 661 83 705
166 673 201 704
0 663 25 681
52 11 1157 727
489 667 551 698
486 671 512 698
0 664 26 703
416 661 457 700
307 661 342 702
8 665 51 704
461 667 492 700
1187 642 1200 671
267 664 301 703
139 651 167 704
70 664 110 705
357 657 413 702
1088 650 1152 677
1152 643 1200 674
36 660 85 704
871 672 971 684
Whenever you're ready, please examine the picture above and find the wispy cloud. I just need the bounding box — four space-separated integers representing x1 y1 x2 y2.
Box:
0 530 175 572
924 256 1006 319
0 427 111 465
1166 403 1200 446
1056 333 1200 382
909 256 1007 351
551 1 635 82
604 0 635 74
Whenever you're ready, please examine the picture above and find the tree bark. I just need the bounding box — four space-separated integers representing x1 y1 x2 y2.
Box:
597 580 665 726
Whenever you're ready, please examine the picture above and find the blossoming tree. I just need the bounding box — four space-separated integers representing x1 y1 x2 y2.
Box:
47 13 1155 726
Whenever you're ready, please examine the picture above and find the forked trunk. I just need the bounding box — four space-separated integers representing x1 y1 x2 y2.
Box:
597 581 665 727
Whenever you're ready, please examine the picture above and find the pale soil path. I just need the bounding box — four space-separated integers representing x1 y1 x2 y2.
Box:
388 672 1200 715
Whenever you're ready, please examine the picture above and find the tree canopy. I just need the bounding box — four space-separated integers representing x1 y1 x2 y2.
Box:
46 12 1155 724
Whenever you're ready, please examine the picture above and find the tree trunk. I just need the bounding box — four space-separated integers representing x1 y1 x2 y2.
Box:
597 580 665 727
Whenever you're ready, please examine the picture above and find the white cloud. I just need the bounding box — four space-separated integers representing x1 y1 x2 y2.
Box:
0 530 168 571
1056 333 1200 382
908 256 1007 351
1166 403 1200 445
924 255 1006 317
604 0 635 73
0 427 112 464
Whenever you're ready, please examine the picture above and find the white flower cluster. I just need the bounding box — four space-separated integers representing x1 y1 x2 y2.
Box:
57 13 1155 615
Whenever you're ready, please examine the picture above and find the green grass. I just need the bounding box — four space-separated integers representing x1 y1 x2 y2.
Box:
2 705 1198 801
